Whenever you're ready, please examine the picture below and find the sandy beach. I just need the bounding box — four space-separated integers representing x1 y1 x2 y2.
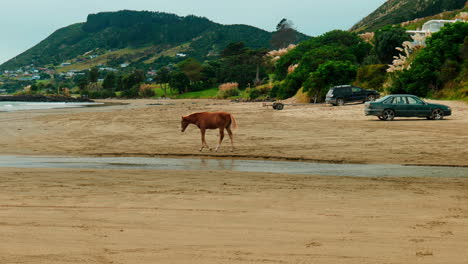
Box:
1 99 467 263
1 168 467 264
2 99 468 166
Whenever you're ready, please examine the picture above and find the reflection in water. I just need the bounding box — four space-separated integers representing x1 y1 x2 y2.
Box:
0 156 466 178
198 159 234 171
199 159 207 168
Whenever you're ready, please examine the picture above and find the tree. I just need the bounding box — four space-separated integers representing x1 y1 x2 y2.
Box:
303 60 357 101
374 26 411 64
119 70 145 97
30 84 39 93
271 18 297 49
88 67 100 83
218 42 268 88
221 42 247 57
155 67 171 96
169 70 190 94
249 48 269 85
177 58 204 82
102 72 116 91
75 75 89 92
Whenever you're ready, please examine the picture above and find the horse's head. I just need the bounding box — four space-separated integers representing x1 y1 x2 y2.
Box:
181 116 189 132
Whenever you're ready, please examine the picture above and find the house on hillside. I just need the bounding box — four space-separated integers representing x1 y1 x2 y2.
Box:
406 19 465 46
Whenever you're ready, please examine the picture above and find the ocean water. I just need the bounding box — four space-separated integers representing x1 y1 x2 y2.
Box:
0 101 102 112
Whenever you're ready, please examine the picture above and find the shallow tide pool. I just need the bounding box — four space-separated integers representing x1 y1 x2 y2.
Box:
0 101 103 112
1 156 467 178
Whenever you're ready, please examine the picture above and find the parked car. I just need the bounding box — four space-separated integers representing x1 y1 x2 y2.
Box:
325 85 380 106
365 94 452 121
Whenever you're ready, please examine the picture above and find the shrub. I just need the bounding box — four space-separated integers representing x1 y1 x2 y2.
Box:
304 60 357 102
248 89 261 99
248 83 274 99
139 87 156 98
355 64 387 90
88 90 115 99
119 86 139 98
217 82 240 98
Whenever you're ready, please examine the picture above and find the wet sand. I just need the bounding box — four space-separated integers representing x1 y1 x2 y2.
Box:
2 99 468 166
1 168 467 264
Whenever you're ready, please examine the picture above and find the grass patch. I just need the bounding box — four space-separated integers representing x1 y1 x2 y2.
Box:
154 87 178 97
143 43 190 64
174 88 218 99
58 46 156 73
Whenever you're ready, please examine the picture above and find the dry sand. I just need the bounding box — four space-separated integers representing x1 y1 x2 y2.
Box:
1 99 467 263
2 99 468 166
1 168 467 264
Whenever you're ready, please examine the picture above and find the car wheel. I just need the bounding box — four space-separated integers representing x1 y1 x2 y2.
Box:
378 116 385 120
382 109 395 121
367 95 376 101
337 98 345 106
431 108 444 120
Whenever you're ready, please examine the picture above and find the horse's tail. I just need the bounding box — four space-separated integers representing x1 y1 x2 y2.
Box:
230 114 238 129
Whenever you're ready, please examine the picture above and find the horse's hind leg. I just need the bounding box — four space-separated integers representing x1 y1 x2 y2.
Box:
215 128 225 152
199 128 210 152
226 127 234 151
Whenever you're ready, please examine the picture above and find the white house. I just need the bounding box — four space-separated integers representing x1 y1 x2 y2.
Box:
406 19 465 46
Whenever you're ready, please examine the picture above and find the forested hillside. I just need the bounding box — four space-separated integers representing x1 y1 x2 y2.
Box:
0 10 307 70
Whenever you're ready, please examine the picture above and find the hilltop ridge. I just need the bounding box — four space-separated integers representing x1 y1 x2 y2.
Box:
351 0 466 32
0 10 307 71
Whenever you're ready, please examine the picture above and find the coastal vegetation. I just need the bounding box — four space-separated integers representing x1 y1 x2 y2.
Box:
1 3 467 101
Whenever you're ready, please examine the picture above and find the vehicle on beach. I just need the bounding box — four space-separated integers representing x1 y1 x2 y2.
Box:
325 85 380 106
364 94 452 121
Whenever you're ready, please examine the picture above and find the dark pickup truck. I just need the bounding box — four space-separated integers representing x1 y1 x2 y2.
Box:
325 85 379 106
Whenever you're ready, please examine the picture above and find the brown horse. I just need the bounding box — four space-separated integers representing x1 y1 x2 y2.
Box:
181 112 237 152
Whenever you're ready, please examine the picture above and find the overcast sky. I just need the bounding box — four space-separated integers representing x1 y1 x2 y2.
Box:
0 0 386 65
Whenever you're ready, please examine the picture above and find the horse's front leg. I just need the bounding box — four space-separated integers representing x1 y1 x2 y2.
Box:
199 128 210 152
215 128 225 152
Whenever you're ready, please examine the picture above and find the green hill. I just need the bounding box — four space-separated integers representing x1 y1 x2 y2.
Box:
0 10 307 71
351 0 466 33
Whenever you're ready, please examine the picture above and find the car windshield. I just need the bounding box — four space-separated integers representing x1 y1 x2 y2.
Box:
326 89 334 97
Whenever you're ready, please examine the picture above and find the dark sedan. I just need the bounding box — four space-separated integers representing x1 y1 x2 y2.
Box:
365 94 452 121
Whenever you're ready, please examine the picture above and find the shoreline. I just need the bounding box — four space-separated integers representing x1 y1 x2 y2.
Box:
0 94 94 102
